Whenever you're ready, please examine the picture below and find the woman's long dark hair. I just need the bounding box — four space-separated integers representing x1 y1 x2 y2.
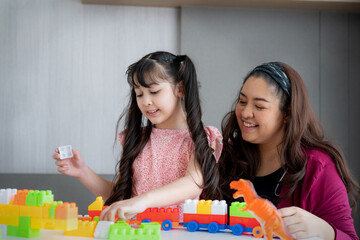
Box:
105 51 220 205
219 62 360 209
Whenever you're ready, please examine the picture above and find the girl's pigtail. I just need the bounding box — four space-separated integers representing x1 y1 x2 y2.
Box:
180 56 221 199
105 66 152 205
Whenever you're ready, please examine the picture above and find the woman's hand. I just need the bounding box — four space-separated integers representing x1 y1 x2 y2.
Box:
279 206 335 240
100 195 148 222
53 148 87 179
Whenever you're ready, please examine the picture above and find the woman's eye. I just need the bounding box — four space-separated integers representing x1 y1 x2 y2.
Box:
151 90 159 95
239 100 246 105
256 105 265 110
136 93 143 97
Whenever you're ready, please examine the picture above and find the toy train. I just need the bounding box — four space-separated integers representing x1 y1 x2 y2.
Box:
134 199 264 237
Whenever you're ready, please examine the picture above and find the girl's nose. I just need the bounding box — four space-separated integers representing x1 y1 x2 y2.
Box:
142 95 152 106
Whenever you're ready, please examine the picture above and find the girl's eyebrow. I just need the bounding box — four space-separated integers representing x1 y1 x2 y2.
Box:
134 82 158 89
240 92 270 103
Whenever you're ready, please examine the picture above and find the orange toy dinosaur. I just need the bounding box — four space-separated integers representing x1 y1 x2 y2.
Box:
230 179 292 240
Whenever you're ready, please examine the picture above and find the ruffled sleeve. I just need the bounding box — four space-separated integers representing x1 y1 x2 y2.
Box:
204 126 223 162
118 131 126 147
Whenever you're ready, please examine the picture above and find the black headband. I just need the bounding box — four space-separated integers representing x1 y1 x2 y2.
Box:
253 62 291 97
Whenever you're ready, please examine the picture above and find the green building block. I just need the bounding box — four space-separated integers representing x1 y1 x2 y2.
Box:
49 201 62 219
109 221 161 240
26 190 54 206
230 201 256 218
7 216 40 238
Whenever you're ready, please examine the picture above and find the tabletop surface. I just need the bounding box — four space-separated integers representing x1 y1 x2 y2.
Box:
0 228 256 240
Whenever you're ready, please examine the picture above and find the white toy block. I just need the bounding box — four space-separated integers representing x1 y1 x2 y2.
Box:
183 199 198 214
211 200 227 215
1 224 6 238
94 221 114 239
0 188 17 204
59 145 73 159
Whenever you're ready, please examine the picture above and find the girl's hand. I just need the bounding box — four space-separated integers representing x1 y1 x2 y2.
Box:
53 148 86 179
100 195 148 222
278 206 335 240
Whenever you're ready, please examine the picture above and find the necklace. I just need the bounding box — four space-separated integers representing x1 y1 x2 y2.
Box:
274 168 288 197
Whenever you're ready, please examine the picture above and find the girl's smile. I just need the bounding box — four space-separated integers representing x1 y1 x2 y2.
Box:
134 79 186 129
146 109 160 116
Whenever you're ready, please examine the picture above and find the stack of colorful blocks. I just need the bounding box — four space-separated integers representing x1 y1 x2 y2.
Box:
0 188 78 238
0 189 161 239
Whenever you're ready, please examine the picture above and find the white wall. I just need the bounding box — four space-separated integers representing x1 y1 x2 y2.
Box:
0 0 180 173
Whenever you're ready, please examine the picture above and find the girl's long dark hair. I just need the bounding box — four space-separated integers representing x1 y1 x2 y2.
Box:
105 51 220 205
219 62 360 209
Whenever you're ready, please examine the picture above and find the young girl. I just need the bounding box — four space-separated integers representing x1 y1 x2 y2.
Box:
53 51 222 221
219 62 359 239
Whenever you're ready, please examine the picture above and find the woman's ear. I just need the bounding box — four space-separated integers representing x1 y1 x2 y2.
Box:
176 80 185 98
284 107 291 123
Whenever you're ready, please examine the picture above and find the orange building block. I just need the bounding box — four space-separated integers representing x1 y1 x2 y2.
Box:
55 202 78 219
78 215 92 221
13 190 32 206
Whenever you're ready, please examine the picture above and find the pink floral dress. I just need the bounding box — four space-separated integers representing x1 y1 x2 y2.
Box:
118 126 223 215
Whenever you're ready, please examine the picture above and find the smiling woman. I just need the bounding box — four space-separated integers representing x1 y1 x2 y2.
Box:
219 62 360 240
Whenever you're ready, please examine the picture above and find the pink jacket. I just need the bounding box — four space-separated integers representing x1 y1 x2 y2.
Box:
278 149 358 240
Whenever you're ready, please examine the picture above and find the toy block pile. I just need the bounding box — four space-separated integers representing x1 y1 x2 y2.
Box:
1 189 161 239
0 188 78 238
63 196 104 237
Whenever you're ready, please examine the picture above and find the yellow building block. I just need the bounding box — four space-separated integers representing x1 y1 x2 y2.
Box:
31 217 78 231
0 204 19 226
20 206 43 218
197 200 212 214
88 197 104 211
31 217 56 230
55 218 78 231
30 217 44 229
64 220 97 237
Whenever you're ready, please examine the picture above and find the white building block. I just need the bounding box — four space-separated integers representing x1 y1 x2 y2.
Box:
1 224 6 238
183 199 198 214
211 200 227 215
94 221 114 239
59 145 73 159
0 188 17 204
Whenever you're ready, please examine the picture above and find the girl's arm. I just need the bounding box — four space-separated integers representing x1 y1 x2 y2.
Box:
53 148 114 200
100 153 203 221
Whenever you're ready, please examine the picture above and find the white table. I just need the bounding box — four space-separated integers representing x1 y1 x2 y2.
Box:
0 228 257 240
